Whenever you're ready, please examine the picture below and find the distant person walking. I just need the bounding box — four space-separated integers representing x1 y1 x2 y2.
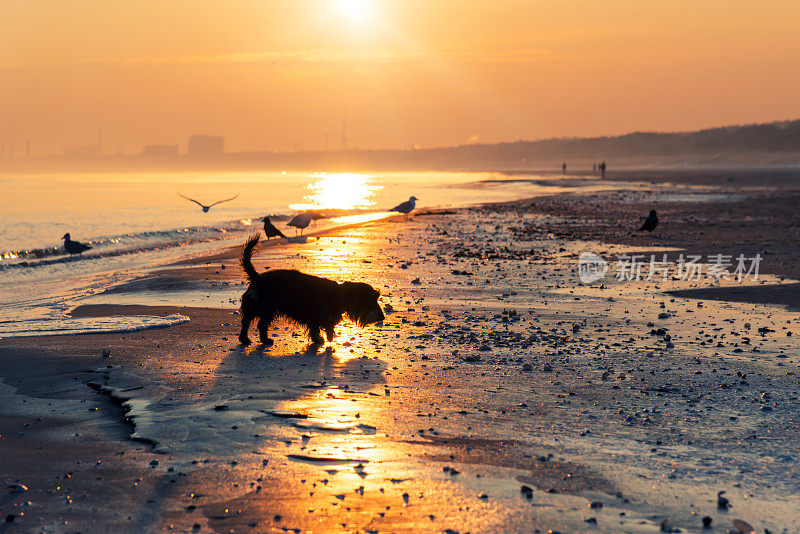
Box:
562 162 567 175
599 161 606 179
592 163 597 175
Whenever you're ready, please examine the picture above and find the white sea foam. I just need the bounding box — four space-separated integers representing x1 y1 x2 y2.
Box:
0 314 189 338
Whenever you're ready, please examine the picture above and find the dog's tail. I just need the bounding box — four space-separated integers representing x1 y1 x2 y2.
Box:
241 234 260 281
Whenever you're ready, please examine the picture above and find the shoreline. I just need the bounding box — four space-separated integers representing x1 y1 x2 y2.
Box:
2 172 800 532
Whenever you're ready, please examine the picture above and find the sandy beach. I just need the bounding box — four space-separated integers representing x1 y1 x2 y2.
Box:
7 0 800 530
1 172 800 533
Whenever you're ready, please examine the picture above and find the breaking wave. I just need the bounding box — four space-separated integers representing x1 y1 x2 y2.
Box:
0 219 265 270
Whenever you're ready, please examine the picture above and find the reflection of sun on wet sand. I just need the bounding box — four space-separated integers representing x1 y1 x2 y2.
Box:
3 173 800 532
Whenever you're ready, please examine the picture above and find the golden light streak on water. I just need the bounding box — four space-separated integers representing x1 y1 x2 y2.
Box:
289 173 381 211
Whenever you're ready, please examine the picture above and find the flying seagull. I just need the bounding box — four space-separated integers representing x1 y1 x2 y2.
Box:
262 216 286 240
639 209 658 233
62 233 92 255
178 192 239 212
390 196 418 220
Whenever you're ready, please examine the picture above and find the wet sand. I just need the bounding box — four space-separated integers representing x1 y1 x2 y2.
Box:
2 173 800 533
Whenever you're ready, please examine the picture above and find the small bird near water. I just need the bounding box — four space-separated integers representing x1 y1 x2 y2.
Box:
178 192 239 212
262 216 286 240
287 212 313 236
717 490 730 510
62 233 92 255
390 196 418 220
639 209 658 233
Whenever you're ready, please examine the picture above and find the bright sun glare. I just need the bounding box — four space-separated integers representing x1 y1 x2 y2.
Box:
290 173 380 210
333 0 372 23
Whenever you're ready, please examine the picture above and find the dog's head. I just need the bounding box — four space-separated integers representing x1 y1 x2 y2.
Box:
340 282 385 326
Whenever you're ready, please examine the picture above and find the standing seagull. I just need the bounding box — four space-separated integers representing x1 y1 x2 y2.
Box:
390 196 418 220
287 212 313 236
262 216 286 240
639 209 659 233
62 233 92 255
178 192 239 212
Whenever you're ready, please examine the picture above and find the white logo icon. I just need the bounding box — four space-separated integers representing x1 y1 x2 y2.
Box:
578 252 608 284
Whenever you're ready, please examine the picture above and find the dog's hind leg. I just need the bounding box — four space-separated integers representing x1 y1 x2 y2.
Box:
325 324 335 342
239 286 259 345
257 312 276 346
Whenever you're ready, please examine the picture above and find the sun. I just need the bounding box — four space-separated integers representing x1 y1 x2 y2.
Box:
332 0 372 23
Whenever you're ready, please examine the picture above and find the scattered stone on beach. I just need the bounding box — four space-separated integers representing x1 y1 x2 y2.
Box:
660 518 674 532
7 483 28 493
701 516 712 528
732 519 755 533
717 490 730 509
589 501 603 509
8 200 800 532
102 348 110 357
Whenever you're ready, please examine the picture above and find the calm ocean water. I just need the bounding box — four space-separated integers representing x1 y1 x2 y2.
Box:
0 170 562 336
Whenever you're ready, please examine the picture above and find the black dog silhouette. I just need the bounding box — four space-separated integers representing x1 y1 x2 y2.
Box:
238 235 384 345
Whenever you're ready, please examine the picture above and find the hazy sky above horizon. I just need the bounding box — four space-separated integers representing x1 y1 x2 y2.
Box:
2 0 799 154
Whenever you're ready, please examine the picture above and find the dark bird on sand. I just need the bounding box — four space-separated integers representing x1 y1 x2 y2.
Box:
287 212 313 236
238 235 384 346
390 196 417 220
639 209 658 232
178 192 239 212
262 216 286 240
717 490 730 510
62 233 91 255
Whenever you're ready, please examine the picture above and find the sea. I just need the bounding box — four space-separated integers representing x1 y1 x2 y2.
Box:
0 170 572 337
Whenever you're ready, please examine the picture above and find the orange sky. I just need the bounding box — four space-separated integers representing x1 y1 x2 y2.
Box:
2 0 799 155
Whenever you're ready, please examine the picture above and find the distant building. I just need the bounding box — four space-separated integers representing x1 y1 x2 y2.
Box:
142 144 179 158
188 135 225 157
63 145 100 158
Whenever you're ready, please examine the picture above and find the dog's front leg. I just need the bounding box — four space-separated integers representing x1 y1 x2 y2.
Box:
325 325 335 342
239 313 254 345
258 314 275 346
309 325 324 345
